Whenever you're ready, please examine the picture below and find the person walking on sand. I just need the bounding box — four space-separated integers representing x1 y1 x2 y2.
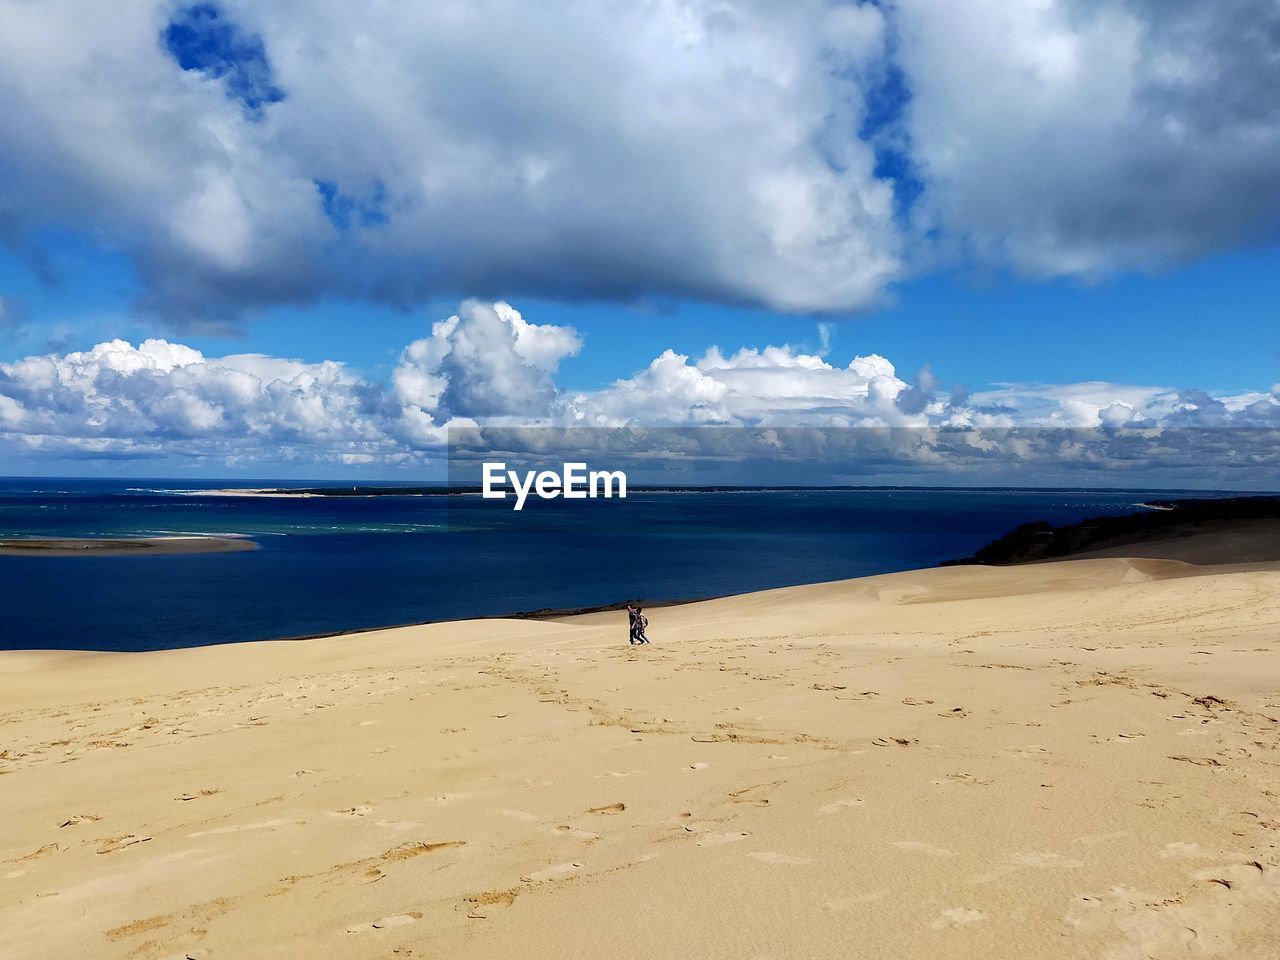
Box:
626 604 641 645
633 606 651 644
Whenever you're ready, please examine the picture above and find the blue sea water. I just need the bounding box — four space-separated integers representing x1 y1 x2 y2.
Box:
0 478 1228 652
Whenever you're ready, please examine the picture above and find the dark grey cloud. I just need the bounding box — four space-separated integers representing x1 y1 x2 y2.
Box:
0 1 897 325
894 364 939 415
0 1 1276 326
896 0 1280 276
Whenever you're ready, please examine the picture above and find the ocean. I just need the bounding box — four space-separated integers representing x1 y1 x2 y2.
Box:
0 478 1229 652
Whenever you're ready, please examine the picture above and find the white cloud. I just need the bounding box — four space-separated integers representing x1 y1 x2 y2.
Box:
569 350 734 427
4 1 1273 325
0 337 391 464
0 0 899 321
963 380 1176 427
3 301 1279 471
564 343 928 428
392 300 582 440
895 0 1280 277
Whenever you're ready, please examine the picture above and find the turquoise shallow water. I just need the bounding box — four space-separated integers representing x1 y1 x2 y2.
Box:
0 479 1226 651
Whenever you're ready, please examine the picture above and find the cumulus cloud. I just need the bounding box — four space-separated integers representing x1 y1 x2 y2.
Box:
0 337 396 464
0 300 585 465
569 350 734 427
2 1 1274 325
392 300 582 443
895 0 1280 276
0 0 897 322
568 343 1280 437
563 343 927 428
2 301 1279 473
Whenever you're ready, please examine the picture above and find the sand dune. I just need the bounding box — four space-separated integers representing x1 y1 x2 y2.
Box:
3 556 1280 959
0 536 255 557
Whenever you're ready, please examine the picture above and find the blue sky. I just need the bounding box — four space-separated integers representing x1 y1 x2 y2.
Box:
5 238 1278 396
1 1 1278 479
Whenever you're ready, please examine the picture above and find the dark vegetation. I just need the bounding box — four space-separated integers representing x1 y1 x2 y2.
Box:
942 496 1280 566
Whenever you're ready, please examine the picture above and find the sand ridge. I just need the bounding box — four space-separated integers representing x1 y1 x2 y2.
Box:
2 557 1279 958
0 536 256 557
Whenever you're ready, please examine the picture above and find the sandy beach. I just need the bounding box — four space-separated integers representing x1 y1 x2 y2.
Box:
0 537 256 557
3 553 1279 959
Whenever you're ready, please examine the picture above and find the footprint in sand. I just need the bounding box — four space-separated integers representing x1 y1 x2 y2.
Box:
688 762 710 770
931 773 993 787
382 841 465 861
1010 746 1050 759
750 851 812 865
553 826 603 842
892 841 955 857
502 809 539 822
175 789 220 801
330 805 375 817
57 814 102 827
727 781 776 806
1191 860 1269 890
586 802 626 815
818 798 863 815
346 912 421 933
697 831 751 847
1063 886 1216 947
96 834 152 854
521 861 584 882
930 907 987 930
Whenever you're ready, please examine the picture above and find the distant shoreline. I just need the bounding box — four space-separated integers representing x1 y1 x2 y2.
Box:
943 495 1280 566
5 491 1277 647
153 483 1249 499
200 495 1280 641
0 536 257 557
282 497 1280 639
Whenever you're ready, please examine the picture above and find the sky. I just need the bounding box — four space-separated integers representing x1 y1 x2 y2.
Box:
0 0 1278 480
